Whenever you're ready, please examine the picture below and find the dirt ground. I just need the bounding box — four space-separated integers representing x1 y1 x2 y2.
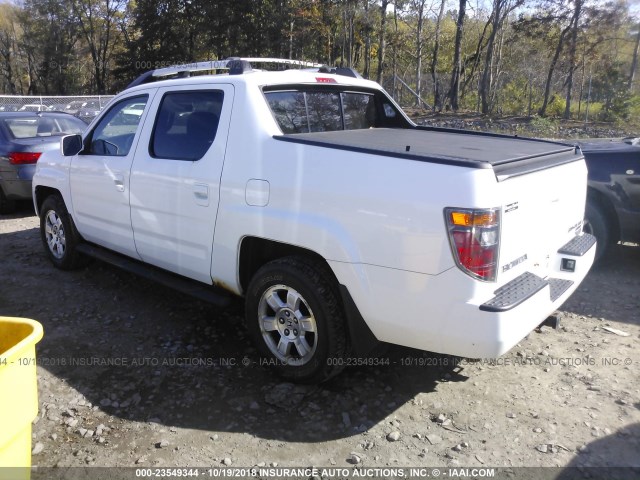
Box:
1 203 639 478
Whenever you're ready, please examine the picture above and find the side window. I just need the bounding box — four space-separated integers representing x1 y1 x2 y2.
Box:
151 90 223 161
265 92 307 134
86 95 148 156
342 93 375 129
383 103 397 118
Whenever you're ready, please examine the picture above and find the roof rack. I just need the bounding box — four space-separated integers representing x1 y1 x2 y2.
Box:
126 57 362 89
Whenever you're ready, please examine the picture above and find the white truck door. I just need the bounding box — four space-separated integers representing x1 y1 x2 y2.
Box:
69 93 153 257
129 84 234 283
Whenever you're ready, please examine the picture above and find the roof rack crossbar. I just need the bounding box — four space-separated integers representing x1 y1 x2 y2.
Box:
151 57 322 78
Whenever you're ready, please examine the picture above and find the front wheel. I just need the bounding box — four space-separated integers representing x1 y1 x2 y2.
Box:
245 256 348 383
40 195 86 270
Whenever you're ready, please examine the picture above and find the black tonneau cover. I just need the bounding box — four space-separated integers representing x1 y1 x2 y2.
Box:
274 127 582 181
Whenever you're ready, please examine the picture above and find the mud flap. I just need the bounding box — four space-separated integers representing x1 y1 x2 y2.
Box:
338 284 380 356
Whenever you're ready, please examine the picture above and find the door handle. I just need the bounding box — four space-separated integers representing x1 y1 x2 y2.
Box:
114 174 124 192
193 183 209 206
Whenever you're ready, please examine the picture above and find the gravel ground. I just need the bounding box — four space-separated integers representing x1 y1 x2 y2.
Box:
1 204 639 478
409 111 636 139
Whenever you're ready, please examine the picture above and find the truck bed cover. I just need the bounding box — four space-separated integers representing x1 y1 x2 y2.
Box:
275 127 581 181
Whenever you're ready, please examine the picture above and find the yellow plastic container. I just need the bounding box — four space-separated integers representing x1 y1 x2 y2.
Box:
0 317 43 480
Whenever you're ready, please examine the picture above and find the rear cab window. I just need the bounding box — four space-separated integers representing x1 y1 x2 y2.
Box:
264 85 408 134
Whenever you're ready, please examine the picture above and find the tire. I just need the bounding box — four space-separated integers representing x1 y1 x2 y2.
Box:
0 188 16 214
39 194 86 270
245 256 348 383
583 200 610 262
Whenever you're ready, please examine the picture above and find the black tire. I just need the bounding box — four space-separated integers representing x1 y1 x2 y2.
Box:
584 200 610 262
39 194 86 270
245 256 347 383
0 188 16 214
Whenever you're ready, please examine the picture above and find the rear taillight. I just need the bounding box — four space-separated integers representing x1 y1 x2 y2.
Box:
8 152 42 165
445 207 501 282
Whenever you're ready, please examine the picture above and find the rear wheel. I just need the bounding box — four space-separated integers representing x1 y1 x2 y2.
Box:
245 256 347 383
40 195 86 270
583 200 610 262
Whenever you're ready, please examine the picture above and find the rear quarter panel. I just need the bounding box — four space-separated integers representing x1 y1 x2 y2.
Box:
210 81 498 295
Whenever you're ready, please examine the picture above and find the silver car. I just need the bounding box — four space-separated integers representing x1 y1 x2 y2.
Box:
0 112 86 213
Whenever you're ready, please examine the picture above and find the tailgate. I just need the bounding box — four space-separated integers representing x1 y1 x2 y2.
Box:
496 157 587 283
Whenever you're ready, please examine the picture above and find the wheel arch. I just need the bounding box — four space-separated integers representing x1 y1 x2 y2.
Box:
586 186 620 244
238 236 331 293
238 236 379 357
34 186 62 216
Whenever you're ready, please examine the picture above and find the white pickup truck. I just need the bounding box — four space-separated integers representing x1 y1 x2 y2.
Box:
33 58 596 383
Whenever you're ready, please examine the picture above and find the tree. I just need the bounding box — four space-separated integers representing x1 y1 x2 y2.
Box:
539 23 571 116
563 0 583 118
0 0 636 115
409 0 428 104
593 60 631 120
460 14 492 100
479 0 524 114
72 0 127 93
628 22 639 90
0 4 20 94
363 0 373 78
430 0 446 110
377 0 389 83
448 0 466 110
14 0 83 94
513 0 573 117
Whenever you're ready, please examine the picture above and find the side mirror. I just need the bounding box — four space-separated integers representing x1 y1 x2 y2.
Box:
61 134 83 156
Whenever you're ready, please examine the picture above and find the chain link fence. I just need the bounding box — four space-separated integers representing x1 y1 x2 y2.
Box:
0 95 115 123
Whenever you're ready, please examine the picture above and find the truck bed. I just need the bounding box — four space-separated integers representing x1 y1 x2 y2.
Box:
275 127 581 181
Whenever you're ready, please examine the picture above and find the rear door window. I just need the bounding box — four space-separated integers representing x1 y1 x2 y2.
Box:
150 90 223 161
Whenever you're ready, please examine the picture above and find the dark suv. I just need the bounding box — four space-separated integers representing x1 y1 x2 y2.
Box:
579 138 640 260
